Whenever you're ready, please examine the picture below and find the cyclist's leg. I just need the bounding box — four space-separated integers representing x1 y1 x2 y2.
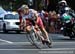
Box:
26 25 32 32
23 20 27 32
20 20 24 30
34 25 45 41
35 25 51 45
41 28 52 47
37 17 51 44
41 27 50 41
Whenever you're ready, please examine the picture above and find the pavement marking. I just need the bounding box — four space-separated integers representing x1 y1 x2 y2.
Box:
0 48 74 50
53 42 75 45
0 39 13 44
0 42 75 45
39 51 74 54
0 49 74 54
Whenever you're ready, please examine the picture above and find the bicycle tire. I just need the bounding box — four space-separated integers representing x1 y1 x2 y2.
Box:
28 30 43 49
26 32 34 45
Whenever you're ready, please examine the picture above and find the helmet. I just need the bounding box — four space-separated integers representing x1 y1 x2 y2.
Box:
58 0 67 6
20 5 29 10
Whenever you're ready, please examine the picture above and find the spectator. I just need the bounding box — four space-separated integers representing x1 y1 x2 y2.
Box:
48 11 58 33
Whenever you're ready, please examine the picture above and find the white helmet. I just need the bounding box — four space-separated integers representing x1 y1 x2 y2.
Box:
20 5 29 10
58 0 67 5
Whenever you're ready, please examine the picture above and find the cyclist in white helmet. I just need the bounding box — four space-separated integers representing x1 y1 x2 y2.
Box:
19 4 51 45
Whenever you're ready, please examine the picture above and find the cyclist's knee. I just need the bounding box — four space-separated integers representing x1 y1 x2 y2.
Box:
26 26 31 32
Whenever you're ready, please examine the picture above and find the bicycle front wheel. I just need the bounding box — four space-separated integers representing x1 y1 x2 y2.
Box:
28 30 44 49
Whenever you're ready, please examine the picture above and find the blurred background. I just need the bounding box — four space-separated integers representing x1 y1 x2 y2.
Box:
0 0 75 11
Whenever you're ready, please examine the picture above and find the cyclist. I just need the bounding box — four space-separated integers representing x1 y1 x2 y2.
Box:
18 5 51 45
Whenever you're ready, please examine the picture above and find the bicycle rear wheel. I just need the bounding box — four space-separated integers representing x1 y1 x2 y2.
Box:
42 32 53 48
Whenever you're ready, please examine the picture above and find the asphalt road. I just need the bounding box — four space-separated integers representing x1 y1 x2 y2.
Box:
0 31 75 54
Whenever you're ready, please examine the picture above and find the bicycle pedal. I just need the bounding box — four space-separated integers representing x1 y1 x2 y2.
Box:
42 40 45 45
45 41 52 48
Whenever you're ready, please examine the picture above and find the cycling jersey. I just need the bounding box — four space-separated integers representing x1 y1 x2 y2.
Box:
21 9 44 28
22 9 36 20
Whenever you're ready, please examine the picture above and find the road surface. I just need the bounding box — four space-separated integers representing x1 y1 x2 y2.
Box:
0 31 75 54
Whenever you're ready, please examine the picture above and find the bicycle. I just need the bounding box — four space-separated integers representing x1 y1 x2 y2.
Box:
22 19 52 49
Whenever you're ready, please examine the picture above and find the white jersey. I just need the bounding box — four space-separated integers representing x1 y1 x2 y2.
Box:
22 9 37 20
